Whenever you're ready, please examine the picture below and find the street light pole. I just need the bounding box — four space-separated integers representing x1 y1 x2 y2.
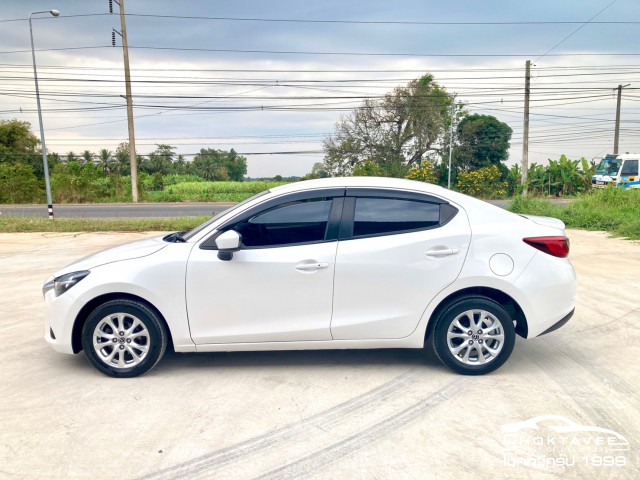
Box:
29 9 59 220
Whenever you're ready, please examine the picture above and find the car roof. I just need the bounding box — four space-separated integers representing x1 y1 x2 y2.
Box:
269 177 446 196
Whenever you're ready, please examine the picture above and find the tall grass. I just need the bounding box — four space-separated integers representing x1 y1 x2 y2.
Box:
509 188 640 239
146 181 288 202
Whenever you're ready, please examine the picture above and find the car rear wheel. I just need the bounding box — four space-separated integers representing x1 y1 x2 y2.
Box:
432 296 515 375
81 299 167 378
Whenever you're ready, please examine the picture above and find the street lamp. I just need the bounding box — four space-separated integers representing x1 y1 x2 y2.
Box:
29 9 60 220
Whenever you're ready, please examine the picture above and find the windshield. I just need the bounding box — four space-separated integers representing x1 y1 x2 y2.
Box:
595 158 621 176
181 190 271 241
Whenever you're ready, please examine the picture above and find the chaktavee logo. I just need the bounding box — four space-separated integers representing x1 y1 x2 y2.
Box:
501 415 630 469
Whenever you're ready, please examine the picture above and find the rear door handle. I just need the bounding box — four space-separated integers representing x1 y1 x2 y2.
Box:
425 248 460 258
295 261 329 272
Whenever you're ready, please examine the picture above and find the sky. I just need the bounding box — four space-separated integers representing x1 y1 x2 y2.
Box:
1 0 640 177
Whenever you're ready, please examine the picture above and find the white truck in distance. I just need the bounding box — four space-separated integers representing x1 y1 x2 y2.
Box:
592 154 640 189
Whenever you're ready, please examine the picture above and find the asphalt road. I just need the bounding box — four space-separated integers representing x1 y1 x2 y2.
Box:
0 202 236 219
0 230 638 479
0 200 513 219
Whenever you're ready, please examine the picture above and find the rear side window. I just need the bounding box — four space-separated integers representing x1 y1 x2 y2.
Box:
235 198 332 247
353 197 441 237
621 160 638 176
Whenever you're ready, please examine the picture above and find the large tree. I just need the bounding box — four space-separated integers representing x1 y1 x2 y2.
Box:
453 114 513 172
0 119 39 163
323 74 454 177
0 119 51 178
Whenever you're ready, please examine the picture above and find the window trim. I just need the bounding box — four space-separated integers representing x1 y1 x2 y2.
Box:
200 188 345 250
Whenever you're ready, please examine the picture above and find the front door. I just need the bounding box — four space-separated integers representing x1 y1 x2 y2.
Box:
186 196 340 344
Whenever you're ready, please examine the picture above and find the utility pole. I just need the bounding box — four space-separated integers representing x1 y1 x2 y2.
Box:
613 83 630 155
521 60 531 197
111 0 139 202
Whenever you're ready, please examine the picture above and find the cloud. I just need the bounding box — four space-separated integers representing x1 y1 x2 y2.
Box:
2 0 639 177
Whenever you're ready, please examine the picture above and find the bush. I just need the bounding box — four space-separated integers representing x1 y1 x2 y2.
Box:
457 165 508 198
0 163 41 203
405 161 437 183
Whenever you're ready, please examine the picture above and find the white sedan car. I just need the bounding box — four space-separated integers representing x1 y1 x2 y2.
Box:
43 177 576 377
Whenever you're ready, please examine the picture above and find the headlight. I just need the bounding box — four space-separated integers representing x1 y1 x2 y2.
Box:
42 271 90 298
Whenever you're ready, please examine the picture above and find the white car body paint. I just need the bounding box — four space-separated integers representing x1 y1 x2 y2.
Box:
44 177 576 368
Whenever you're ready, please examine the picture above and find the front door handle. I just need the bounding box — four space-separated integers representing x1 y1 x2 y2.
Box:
295 261 329 272
425 248 460 258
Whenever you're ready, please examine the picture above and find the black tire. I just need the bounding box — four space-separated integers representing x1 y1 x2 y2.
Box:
82 299 168 378
431 296 515 375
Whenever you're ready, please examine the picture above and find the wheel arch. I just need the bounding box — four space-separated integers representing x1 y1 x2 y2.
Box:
424 286 528 345
72 292 174 354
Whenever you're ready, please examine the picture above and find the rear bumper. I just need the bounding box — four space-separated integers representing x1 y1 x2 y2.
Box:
538 307 574 336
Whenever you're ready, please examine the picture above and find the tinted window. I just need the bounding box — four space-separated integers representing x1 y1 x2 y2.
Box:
621 160 638 176
234 198 332 247
353 197 440 237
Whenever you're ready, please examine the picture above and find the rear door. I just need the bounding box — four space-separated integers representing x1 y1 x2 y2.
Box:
331 188 471 340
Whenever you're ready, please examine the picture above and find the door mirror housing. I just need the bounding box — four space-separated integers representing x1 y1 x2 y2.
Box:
215 230 242 261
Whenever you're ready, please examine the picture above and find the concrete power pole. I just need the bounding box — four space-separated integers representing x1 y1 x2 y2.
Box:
613 84 630 155
521 60 531 197
112 0 139 202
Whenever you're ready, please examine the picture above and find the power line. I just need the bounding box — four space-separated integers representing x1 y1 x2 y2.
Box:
3 44 640 58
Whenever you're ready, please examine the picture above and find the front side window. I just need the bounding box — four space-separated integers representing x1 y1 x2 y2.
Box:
352 197 441 237
234 198 333 247
595 158 621 176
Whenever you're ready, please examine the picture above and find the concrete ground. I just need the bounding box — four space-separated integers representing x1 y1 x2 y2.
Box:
0 230 638 479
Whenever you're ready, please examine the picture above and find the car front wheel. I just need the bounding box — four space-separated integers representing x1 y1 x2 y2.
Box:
432 296 515 375
81 299 168 378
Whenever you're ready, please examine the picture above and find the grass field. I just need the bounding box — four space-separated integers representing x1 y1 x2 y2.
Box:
509 188 640 240
145 181 287 202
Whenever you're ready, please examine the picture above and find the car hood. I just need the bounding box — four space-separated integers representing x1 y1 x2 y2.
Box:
54 236 167 276
520 214 566 231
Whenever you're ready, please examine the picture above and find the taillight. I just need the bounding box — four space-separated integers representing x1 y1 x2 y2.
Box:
523 236 570 258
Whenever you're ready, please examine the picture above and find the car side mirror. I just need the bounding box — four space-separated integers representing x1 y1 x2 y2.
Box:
215 230 242 261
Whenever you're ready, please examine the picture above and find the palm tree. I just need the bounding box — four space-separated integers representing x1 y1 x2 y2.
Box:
97 149 112 176
81 149 93 165
65 151 77 164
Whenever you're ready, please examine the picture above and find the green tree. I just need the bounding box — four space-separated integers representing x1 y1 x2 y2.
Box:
174 154 186 174
192 148 247 181
0 119 40 174
454 114 513 172
323 74 455 177
81 149 93 165
352 160 383 177
224 149 247 181
300 162 330 180
97 149 112 176
0 119 38 160
140 144 177 175
0 163 40 203
65 151 77 164
114 142 130 176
